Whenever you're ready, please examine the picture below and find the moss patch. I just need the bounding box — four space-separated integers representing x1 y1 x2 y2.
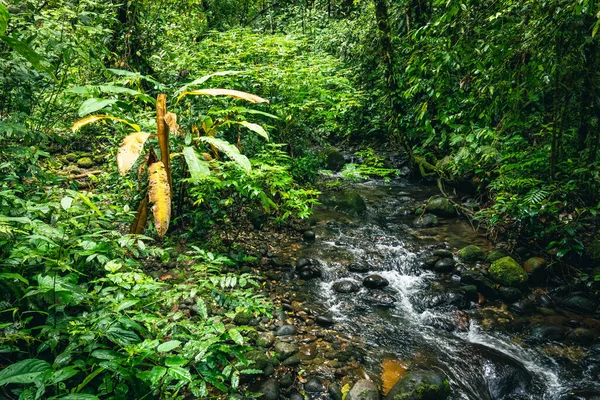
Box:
458 245 485 262
490 256 528 288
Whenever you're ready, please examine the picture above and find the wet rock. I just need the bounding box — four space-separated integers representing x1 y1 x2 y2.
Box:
319 190 367 215
486 249 509 263
386 370 450 400
303 230 316 242
434 258 455 272
413 214 439 228
510 298 536 315
282 355 301 366
562 295 597 314
332 280 361 294
460 269 498 298
234 310 253 325
523 257 546 274
529 324 566 343
296 258 312 270
245 350 270 371
499 287 522 302
274 341 298 359
65 153 78 162
316 316 335 327
259 378 279 400
567 328 596 345
324 148 346 171
297 343 318 360
77 157 95 168
423 256 440 269
347 379 379 400
348 263 371 273
460 284 479 300
363 274 389 289
288 390 304 400
275 325 296 336
299 265 322 280
256 332 275 348
433 249 454 258
477 344 533 399
304 377 326 393
280 372 294 388
536 294 553 308
329 382 343 400
458 245 486 262
364 290 397 307
490 257 528 289
514 246 530 258
425 197 456 218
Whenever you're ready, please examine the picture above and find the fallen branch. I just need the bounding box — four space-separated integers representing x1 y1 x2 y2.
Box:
63 170 103 179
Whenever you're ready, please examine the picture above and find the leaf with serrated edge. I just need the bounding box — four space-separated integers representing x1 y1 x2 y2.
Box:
200 137 251 173
178 89 269 104
237 121 269 141
117 131 150 175
148 162 171 238
72 114 140 133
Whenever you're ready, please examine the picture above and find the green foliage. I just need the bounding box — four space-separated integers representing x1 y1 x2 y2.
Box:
341 148 398 181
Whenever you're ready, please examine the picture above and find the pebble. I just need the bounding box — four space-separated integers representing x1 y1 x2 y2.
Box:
276 324 297 336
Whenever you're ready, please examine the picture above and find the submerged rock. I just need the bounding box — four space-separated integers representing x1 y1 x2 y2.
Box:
458 245 486 262
332 280 361 294
365 290 397 307
320 190 367 215
348 379 379 400
413 214 439 228
425 197 456 218
489 257 528 289
386 370 450 400
529 324 566 343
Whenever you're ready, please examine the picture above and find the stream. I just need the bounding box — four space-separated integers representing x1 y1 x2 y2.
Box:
276 178 600 400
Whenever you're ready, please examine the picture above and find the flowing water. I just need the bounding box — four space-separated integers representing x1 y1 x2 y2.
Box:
284 179 600 400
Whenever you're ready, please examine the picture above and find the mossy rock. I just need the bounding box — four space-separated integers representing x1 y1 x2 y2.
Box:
93 155 105 164
386 370 450 400
77 157 95 168
458 245 485 262
487 249 509 263
324 148 346 172
319 190 367 215
65 153 78 162
425 197 456 217
413 214 439 228
233 310 253 325
244 350 269 371
489 256 528 289
523 257 546 274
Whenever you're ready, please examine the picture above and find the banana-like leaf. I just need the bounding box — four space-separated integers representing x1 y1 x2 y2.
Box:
182 147 211 182
0 5 9 36
130 197 149 235
164 112 179 134
200 137 251 173
148 162 171 238
107 68 164 89
236 121 269 141
175 71 241 95
78 98 118 117
0 35 49 73
72 114 140 133
117 131 151 175
178 89 269 104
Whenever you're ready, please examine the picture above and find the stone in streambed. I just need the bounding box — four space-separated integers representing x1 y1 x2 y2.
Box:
433 249 453 258
329 382 344 400
510 298 536 315
568 328 596 345
413 214 438 228
423 257 440 269
65 153 78 162
489 257 528 289
274 341 297 359
332 280 361 294
275 324 296 336
299 265 322 280
245 350 270 371
259 378 279 400
529 324 566 343
349 263 371 273
499 286 522 302
487 249 509 263
296 258 312 270
319 190 367 215
324 148 346 171
282 355 301 366
347 379 379 400
460 269 498 298
363 274 389 289
562 295 597 314
365 290 397 307
458 245 486 262
303 230 316 242
316 315 335 327
256 332 275 348
386 370 450 400
425 197 456 218
304 377 326 393
434 258 455 272
77 157 95 168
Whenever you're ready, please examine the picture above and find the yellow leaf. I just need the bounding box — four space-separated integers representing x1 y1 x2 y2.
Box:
164 112 180 135
116 131 151 175
148 161 171 238
72 114 141 133
381 359 407 395
178 89 269 104
237 121 269 141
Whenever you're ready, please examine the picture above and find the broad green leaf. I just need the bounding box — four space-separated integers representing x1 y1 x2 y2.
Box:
137 366 166 387
60 196 73 210
233 107 279 120
0 359 51 386
116 299 140 311
77 98 118 117
58 395 99 400
228 328 244 345
107 69 163 88
190 380 208 397
0 273 28 285
175 71 241 94
165 356 188 367
148 161 171 238
200 137 251 173
178 89 269 104
157 340 181 352
77 193 103 216
167 366 192 382
72 114 140 133
183 147 211 182
0 5 8 36
116 131 150 175
231 371 240 389
195 298 208 319
48 366 80 385
237 121 269 141
0 36 48 73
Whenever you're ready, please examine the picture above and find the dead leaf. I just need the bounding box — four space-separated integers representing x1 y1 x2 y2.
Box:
117 131 151 175
148 161 171 238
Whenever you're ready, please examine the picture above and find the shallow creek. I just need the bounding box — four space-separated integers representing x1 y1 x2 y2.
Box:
276 179 600 400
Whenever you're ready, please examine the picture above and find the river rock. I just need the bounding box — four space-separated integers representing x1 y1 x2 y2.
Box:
363 274 389 289
347 379 379 400
304 377 326 393
486 249 509 263
458 245 486 262
365 290 397 307
275 325 296 336
316 315 335 327
386 370 450 400
274 341 297 359
425 197 456 217
324 148 346 171
245 350 270 371
523 257 546 274
434 258 455 272
303 230 316 241
423 256 440 269
433 249 454 258
460 269 498 298
329 382 344 400
319 190 367 215
499 287 522 302
296 258 312 270
77 157 95 168
413 214 439 228
568 328 596 345
332 280 361 294
299 265 322 280
529 324 566 343
259 378 279 400
562 295 597 314
256 332 275 348
489 257 528 289
510 298 536 315
349 263 371 273
476 344 533 399
282 355 301 366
